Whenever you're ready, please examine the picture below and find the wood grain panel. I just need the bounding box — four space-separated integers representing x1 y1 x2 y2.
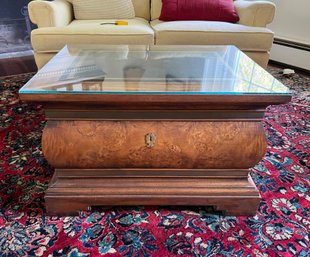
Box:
42 120 267 169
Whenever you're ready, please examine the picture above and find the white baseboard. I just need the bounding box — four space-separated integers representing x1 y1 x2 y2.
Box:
270 44 310 71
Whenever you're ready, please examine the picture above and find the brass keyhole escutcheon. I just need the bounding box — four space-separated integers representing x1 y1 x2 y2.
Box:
145 132 156 148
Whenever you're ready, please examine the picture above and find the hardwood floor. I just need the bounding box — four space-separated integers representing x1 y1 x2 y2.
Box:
0 53 37 77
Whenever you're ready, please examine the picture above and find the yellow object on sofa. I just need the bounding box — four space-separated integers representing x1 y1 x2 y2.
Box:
28 0 276 69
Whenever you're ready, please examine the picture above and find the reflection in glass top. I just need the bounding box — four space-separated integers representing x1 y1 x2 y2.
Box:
20 45 290 95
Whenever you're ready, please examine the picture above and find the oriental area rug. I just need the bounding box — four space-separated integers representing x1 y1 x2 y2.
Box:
0 67 309 257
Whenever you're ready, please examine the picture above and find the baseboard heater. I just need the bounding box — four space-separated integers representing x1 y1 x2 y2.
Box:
271 37 310 71
273 37 310 52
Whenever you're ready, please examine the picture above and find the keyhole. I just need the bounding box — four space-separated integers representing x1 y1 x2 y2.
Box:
145 132 156 148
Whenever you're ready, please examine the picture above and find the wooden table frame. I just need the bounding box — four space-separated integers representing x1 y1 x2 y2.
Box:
20 93 291 215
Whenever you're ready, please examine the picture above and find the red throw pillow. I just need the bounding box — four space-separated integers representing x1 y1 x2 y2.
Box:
159 0 239 23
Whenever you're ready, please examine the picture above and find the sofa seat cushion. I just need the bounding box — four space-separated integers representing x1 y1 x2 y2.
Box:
31 18 154 52
151 20 273 51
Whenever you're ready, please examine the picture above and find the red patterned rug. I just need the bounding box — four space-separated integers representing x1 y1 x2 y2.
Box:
0 68 309 257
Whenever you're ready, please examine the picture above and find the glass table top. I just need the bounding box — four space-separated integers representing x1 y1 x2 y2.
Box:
20 45 290 96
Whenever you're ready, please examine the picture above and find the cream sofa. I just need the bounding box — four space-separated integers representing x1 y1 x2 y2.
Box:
28 0 275 69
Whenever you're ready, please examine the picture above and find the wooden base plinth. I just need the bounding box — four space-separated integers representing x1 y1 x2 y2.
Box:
45 169 260 216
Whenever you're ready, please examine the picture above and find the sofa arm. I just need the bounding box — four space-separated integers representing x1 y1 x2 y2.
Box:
28 0 73 28
234 1 275 27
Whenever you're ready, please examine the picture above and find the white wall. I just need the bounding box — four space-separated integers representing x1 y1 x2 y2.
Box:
268 0 310 44
266 0 310 69
245 0 310 69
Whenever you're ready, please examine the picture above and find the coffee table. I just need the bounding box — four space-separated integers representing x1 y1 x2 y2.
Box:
19 45 291 215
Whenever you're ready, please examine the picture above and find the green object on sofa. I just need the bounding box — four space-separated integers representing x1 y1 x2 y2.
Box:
28 0 276 69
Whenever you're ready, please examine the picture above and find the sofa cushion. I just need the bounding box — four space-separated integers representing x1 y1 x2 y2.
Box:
31 18 154 52
151 0 162 21
151 20 274 51
159 0 239 23
68 0 151 20
131 0 151 20
73 0 135 19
